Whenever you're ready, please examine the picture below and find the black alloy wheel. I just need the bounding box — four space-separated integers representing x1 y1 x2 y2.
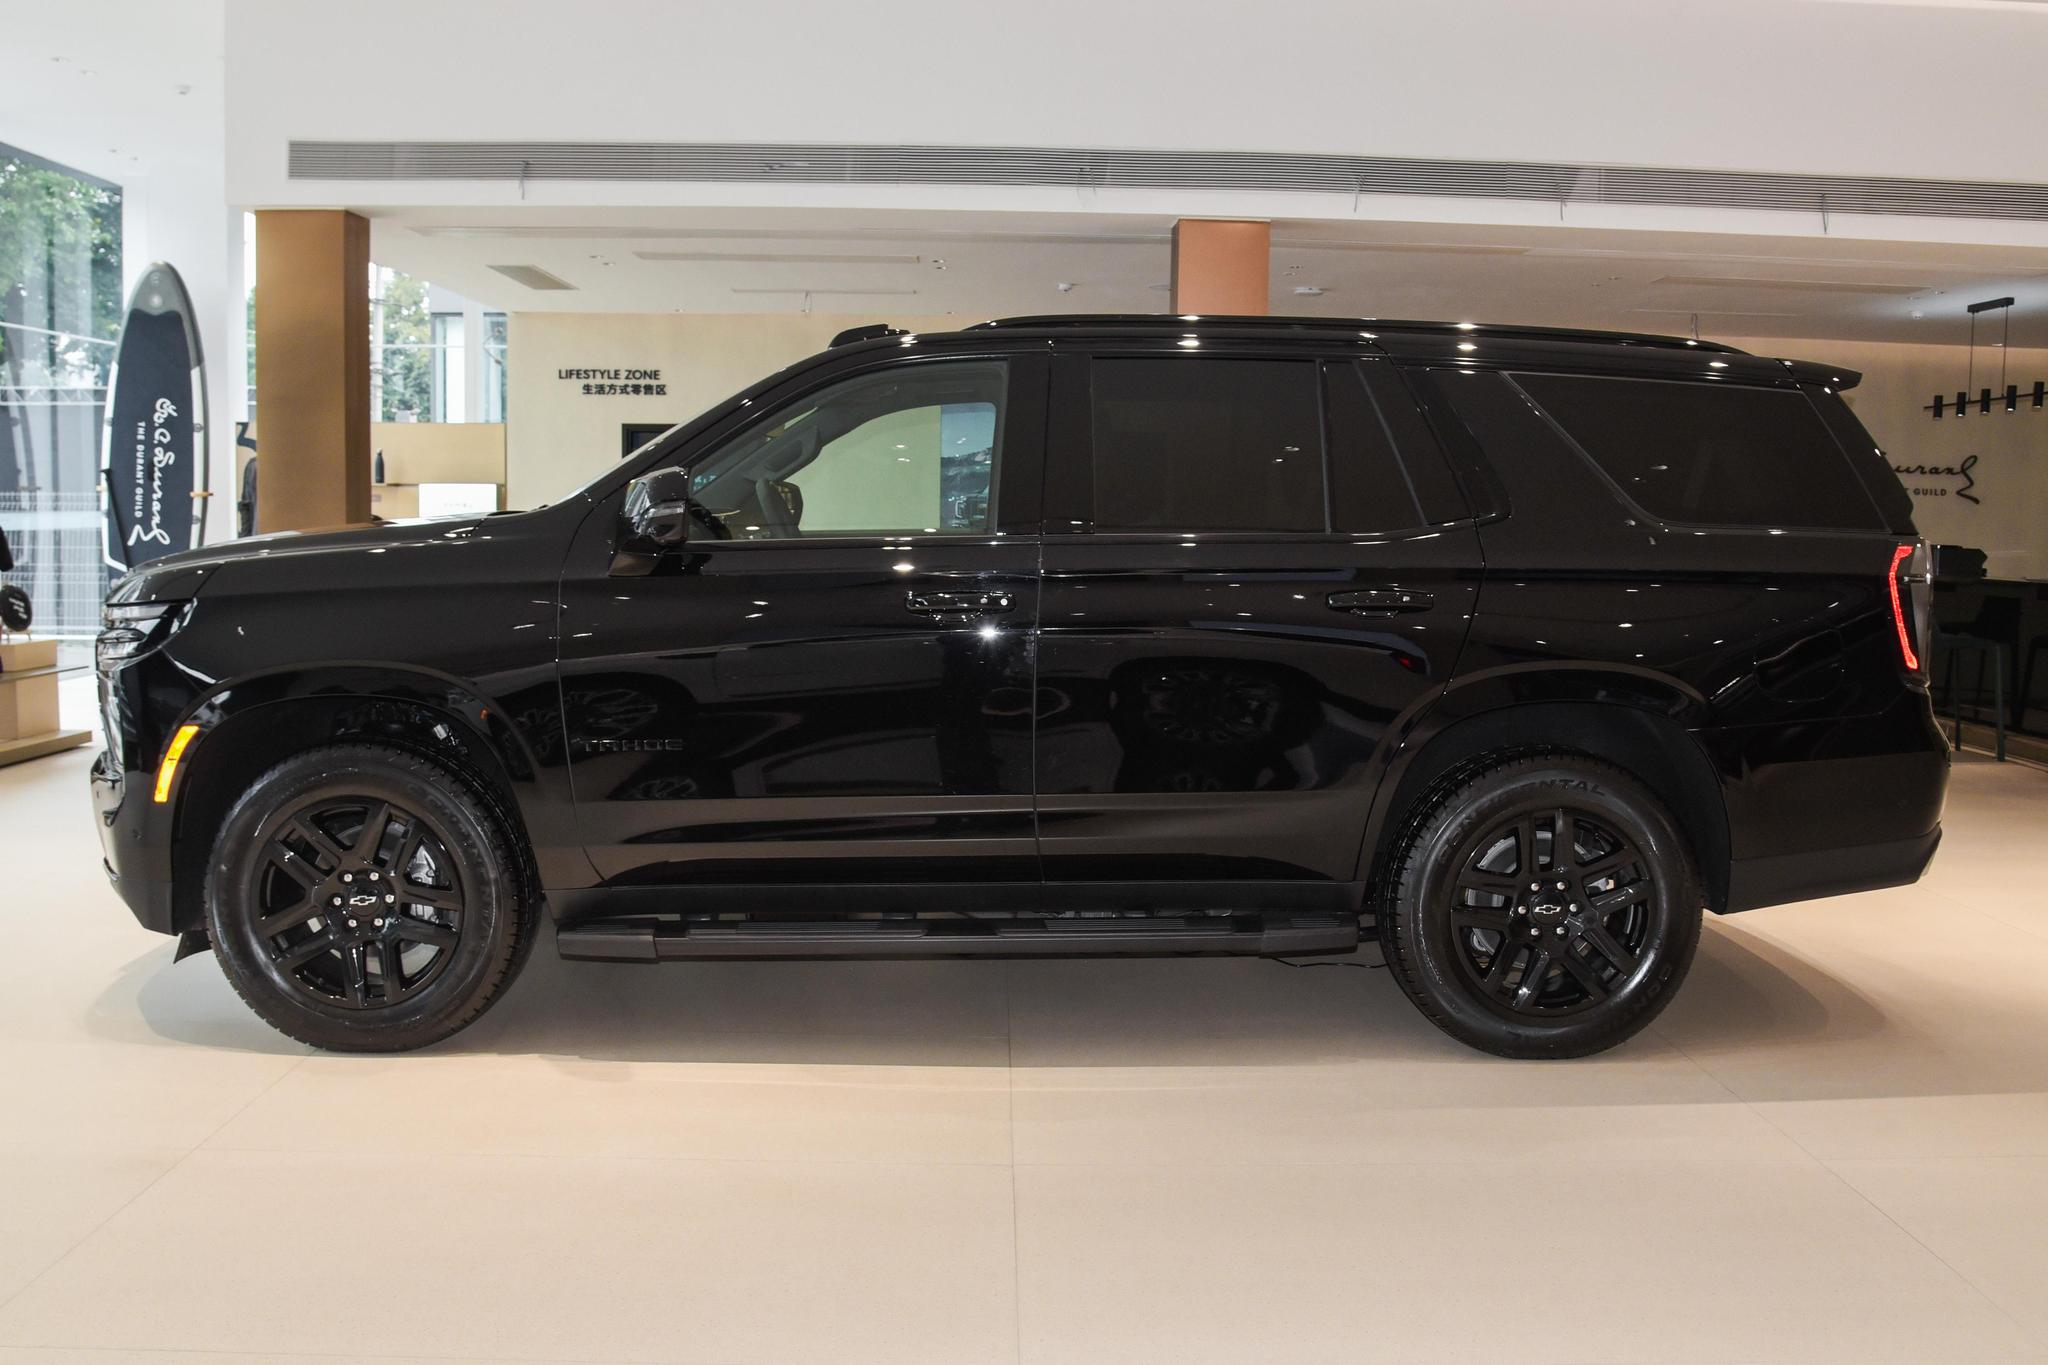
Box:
1379 753 1702 1058
1447 806 1655 1015
206 743 534 1051
248 795 467 1011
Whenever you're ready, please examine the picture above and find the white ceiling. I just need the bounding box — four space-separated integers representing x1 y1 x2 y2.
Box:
367 205 2048 348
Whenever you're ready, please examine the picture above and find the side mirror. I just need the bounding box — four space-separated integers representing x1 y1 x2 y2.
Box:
622 466 694 550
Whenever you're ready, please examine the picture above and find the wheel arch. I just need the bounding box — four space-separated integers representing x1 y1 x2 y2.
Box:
164 669 544 934
1358 678 1730 915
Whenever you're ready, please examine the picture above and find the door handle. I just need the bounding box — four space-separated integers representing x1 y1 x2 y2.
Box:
905 589 1017 618
1328 588 1433 616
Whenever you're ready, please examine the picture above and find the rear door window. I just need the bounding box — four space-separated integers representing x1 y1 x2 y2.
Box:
1088 357 1324 532
1510 372 1884 530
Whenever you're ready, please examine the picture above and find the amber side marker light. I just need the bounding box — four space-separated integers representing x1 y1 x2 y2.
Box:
1887 543 1920 674
153 724 201 804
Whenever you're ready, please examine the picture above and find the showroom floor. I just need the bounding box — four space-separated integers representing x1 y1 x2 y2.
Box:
3 736 2048 1364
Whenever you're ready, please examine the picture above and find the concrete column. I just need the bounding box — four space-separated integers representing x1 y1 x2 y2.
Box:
253 210 370 531
1170 219 1271 316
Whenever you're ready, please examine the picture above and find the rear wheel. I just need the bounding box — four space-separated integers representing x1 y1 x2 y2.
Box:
205 743 532 1051
1379 754 1703 1058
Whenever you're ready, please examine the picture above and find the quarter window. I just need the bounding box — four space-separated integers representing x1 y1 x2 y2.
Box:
1512 372 1883 530
1089 358 1325 532
686 361 1003 538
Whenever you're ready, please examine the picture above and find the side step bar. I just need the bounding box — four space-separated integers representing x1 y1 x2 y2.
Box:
556 914 1361 962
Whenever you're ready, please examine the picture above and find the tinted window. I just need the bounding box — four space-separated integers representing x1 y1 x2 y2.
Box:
687 362 1002 538
1809 387 1915 533
1324 361 1418 531
1512 372 1882 530
1090 358 1323 532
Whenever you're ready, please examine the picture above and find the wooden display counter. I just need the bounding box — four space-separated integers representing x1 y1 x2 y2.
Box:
0 638 92 767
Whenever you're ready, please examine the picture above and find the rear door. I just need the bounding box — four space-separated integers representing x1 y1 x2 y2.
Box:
556 348 1047 890
1033 344 1483 893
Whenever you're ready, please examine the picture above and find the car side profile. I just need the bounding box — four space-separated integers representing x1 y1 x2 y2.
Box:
91 314 1948 1058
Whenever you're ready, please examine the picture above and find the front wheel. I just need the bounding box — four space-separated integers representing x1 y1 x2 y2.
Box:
205 743 533 1051
1379 754 1703 1059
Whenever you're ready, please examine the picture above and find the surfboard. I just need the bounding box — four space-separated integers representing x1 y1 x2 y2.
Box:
101 261 207 569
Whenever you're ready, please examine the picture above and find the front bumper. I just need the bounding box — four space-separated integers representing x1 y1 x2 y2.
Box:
91 749 176 934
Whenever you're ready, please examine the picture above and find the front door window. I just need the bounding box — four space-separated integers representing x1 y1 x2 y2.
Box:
686 362 1004 539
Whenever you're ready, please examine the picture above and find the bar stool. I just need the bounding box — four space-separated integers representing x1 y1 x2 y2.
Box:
1933 596 2016 761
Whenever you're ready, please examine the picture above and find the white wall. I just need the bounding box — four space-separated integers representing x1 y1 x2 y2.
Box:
224 1 2048 248
505 311 958 507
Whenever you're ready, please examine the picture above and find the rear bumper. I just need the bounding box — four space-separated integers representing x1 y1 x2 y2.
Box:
1724 825 1941 913
1699 687 1949 913
91 750 176 934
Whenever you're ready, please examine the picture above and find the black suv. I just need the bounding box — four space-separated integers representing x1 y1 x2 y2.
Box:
92 314 1947 1058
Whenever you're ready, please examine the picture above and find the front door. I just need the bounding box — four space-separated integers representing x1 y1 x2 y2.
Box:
558 351 1046 891
1034 347 1482 892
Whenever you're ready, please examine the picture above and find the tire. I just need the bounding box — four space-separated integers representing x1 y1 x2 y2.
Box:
1379 753 1703 1059
205 743 534 1052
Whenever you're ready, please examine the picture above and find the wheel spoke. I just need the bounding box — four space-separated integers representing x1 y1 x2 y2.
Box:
1515 949 1553 1005
1483 941 1523 995
1455 869 1521 900
1589 883 1650 916
351 801 393 860
283 817 350 872
264 841 322 891
397 881 463 914
390 826 425 879
1549 808 1572 868
340 944 370 1006
1451 905 1514 934
1580 923 1640 977
390 916 458 950
1579 844 1641 881
276 929 340 972
1515 817 1539 876
378 940 406 1002
255 897 324 936
1557 948 1611 1000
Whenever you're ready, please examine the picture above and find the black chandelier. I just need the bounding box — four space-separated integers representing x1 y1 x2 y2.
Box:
1926 296 2044 418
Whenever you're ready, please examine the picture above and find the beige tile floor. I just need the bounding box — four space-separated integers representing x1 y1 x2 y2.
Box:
3 735 2048 1364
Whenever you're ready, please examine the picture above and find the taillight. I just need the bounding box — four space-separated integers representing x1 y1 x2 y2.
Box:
1888 540 1931 679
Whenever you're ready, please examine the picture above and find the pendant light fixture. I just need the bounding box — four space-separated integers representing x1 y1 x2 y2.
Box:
1927 296 2045 419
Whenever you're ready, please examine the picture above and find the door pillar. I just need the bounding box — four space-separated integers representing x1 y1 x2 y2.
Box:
253 210 371 531
1170 219 1270 316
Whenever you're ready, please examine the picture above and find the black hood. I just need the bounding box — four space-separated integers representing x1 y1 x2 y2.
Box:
106 517 490 605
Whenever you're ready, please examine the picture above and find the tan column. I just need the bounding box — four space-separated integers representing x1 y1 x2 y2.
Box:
1170 219 1271 315
253 210 371 531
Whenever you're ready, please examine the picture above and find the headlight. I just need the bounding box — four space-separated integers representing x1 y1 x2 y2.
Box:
96 601 188 669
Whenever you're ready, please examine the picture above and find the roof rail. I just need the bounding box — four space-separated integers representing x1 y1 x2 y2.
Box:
965 314 1745 354
828 323 908 348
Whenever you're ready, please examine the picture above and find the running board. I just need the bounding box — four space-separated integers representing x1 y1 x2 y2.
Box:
556 914 1361 962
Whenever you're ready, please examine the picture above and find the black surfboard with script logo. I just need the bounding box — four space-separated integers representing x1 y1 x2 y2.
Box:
101 261 205 569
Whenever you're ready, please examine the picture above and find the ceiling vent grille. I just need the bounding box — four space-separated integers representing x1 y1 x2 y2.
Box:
290 141 2048 222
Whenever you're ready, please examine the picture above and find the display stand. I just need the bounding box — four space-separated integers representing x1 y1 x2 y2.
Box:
0 638 92 767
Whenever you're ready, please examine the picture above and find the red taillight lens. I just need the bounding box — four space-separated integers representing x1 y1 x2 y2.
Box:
1887 541 1928 677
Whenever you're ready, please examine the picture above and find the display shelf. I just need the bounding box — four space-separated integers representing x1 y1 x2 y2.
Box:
0 728 90 767
0 637 92 766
